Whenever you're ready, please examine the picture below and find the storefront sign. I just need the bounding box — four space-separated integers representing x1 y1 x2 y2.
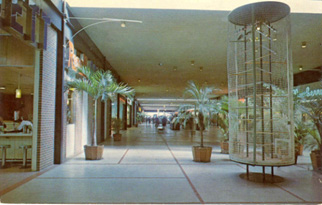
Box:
0 0 50 49
67 41 88 70
294 84 322 98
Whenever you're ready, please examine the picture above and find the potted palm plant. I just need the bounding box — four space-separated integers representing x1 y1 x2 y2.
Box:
183 81 220 162
112 118 122 141
294 119 310 156
218 114 229 154
216 95 229 154
66 66 134 160
305 128 322 170
297 91 322 170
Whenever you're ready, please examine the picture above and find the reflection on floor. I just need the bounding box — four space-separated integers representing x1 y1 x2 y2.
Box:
0 124 321 204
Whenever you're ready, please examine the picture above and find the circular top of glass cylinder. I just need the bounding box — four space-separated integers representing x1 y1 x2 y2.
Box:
228 1 290 26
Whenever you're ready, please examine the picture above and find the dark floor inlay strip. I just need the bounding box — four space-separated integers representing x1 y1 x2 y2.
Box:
159 135 205 204
118 148 130 164
0 165 56 197
273 183 306 202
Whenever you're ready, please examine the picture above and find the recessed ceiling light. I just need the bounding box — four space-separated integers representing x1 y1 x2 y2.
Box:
199 67 203 71
299 66 303 71
138 79 141 83
301 42 307 48
191 60 195 66
173 66 177 71
0 86 5 90
166 89 169 92
158 63 163 66
121 22 126 28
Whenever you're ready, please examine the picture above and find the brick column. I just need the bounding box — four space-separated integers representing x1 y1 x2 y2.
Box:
35 25 58 170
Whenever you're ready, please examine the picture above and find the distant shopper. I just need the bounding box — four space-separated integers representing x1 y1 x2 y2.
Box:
6 119 33 133
155 117 160 127
17 120 33 131
162 116 167 127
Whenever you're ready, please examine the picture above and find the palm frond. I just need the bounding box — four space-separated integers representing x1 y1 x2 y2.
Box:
305 129 322 151
184 81 201 102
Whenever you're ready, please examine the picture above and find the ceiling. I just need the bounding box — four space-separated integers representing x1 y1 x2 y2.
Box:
68 4 322 112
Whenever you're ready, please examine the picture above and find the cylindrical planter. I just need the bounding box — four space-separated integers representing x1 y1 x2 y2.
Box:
113 133 122 141
192 146 212 162
310 150 322 170
220 141 229 154
84 145 104 160
296 144 304 156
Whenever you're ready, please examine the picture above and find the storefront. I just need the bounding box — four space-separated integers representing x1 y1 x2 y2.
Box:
0 0 63 171
0 0 138 171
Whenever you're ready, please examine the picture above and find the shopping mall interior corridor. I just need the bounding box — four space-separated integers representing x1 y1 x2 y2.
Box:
0 124 321 204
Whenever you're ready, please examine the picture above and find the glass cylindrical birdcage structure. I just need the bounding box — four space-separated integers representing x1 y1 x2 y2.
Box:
227 2 294 166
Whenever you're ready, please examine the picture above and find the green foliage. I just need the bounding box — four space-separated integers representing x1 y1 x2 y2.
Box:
294 119 311 146
112 118 122 134
181 81 221 147
305 128 322 151
65 66 134 101
136 112 145 124
217 95 229 141
296 88 322 151
65 66 134 146
175 105 196 129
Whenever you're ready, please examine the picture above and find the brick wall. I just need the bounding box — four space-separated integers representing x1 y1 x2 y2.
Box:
36 25 58 170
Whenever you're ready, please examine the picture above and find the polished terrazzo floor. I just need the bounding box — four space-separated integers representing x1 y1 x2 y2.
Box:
0 124 321 204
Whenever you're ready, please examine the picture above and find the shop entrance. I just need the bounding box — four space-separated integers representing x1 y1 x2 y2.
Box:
0 34 35 169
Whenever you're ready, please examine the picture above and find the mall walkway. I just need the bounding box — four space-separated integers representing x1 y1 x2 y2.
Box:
1 124 321 204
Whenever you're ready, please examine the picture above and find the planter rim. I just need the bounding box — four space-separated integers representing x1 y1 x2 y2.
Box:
84 145 104 148
192 146 212 149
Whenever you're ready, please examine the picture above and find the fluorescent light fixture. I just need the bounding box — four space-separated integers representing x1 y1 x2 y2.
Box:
0 86 5 90
16 73 21 98
301 42 307 48
15 88 22 98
